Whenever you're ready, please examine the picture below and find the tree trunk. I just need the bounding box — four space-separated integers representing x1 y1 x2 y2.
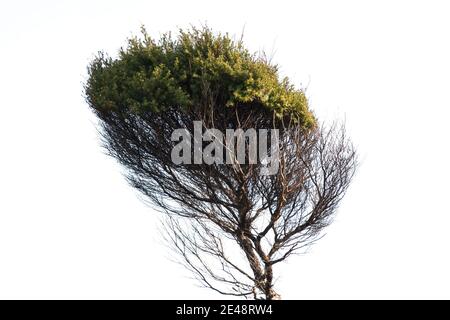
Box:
263 263 281 300
265 289 281 300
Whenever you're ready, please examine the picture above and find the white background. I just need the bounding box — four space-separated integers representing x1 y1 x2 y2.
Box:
1 0 449 299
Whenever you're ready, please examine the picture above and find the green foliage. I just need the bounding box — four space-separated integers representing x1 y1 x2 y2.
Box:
86 26 315 127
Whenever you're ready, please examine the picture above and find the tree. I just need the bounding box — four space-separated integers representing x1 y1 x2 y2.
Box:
84 27 357 299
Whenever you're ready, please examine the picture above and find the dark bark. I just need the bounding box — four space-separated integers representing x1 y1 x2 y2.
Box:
92 103 357 299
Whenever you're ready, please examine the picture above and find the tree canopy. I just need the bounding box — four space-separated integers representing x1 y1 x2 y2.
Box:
86 27 315 127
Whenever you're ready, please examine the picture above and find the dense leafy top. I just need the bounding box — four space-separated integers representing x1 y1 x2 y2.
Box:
86 27 315 127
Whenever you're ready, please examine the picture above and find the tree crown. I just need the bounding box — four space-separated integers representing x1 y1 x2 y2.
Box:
86 26 315 127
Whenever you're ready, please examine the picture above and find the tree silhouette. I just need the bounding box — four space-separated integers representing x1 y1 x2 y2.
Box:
85 27 357 299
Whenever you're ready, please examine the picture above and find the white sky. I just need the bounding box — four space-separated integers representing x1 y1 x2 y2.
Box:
1 0 450 299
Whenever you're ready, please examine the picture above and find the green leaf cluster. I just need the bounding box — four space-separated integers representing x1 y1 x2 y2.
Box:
86 26 315 127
